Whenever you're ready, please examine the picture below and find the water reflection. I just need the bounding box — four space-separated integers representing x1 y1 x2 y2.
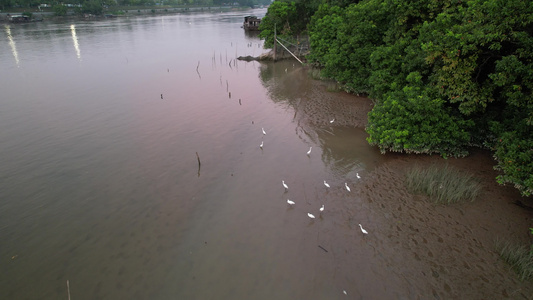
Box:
70 24 81 60
4 25 20 66
0 9 392 300
258 60 384 176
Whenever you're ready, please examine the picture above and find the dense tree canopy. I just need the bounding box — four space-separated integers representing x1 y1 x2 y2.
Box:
258 0 321 48
261 0 533 196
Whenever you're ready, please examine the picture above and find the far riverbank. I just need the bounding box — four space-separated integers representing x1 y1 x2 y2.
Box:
0 5 257 22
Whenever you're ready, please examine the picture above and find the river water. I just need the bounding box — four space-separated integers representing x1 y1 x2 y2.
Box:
0 9 390 299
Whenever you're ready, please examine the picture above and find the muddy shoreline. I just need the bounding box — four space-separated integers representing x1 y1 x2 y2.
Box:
300 74 533 298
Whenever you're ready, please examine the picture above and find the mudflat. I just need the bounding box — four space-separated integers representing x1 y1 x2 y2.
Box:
297 74 533 299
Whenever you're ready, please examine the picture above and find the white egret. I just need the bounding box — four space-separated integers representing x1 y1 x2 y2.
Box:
356 173 361 179
320 205 324 212
287 199 295 205
345 182 351 192
343 290 347 295
324 180 330 188
358 224 368 235
330 118 335 123
308 213 315 219
282 180 288 190
262 127 266 135
260 141 263 148
307 147 312 155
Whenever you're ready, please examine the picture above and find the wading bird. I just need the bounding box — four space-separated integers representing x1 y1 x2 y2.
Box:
262 127 266 135
287 199 295 205
308 213 315 219
282 180 288 190
330 118 335 123
345 183 351 192
356 173 361 179
320 205 324 212
307 147 312 155
324 180 330 188
260 141 263 148
358 224 368 235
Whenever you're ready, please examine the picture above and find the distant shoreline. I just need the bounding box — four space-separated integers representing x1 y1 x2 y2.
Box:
0 5 260 22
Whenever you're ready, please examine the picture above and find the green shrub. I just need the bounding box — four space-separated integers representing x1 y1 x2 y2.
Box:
308 1 391 95
492 123 533 197
405 164 481 204
367 78 473 157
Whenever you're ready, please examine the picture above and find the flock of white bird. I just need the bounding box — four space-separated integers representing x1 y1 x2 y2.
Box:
258 120 367 297
269 126 368 235
283 177 368 235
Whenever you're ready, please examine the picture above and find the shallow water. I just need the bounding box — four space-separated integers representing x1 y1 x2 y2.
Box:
0 10 392 299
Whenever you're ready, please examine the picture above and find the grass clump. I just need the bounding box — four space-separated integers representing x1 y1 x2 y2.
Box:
326 82 342 92
405 164 481 204
497 240 533 281
308 68 322 80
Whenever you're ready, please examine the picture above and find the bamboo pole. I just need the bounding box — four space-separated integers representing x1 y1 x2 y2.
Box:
273 24 277 62
275 38 304 65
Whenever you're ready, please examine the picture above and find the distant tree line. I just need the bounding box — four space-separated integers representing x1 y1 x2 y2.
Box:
0 0 271 12
260 0 533 197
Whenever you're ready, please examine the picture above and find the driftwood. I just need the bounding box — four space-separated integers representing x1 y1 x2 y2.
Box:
237 51 277 62
237 50 304 62
237 55 261 62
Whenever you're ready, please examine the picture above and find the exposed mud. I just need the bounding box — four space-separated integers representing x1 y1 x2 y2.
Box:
295 72 533 299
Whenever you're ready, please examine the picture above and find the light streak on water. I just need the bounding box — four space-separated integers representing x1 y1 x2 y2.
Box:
70 24 81 60
5 25 20 66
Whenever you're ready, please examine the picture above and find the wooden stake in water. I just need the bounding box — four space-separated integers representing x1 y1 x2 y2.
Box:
196 61 201 79
196 152 201 177
67 280 71 300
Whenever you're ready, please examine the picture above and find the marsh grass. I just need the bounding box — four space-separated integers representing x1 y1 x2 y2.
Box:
308 68 322 80
326 82 342 92
496 240 533 281
405 164 481 204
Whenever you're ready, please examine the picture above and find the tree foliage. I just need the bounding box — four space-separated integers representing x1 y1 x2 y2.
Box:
367 73 473 157
308 1 391 94
53 4 67 16
261 0 533 195
258 1 298 48
259 0 321 48
79 0 103 15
